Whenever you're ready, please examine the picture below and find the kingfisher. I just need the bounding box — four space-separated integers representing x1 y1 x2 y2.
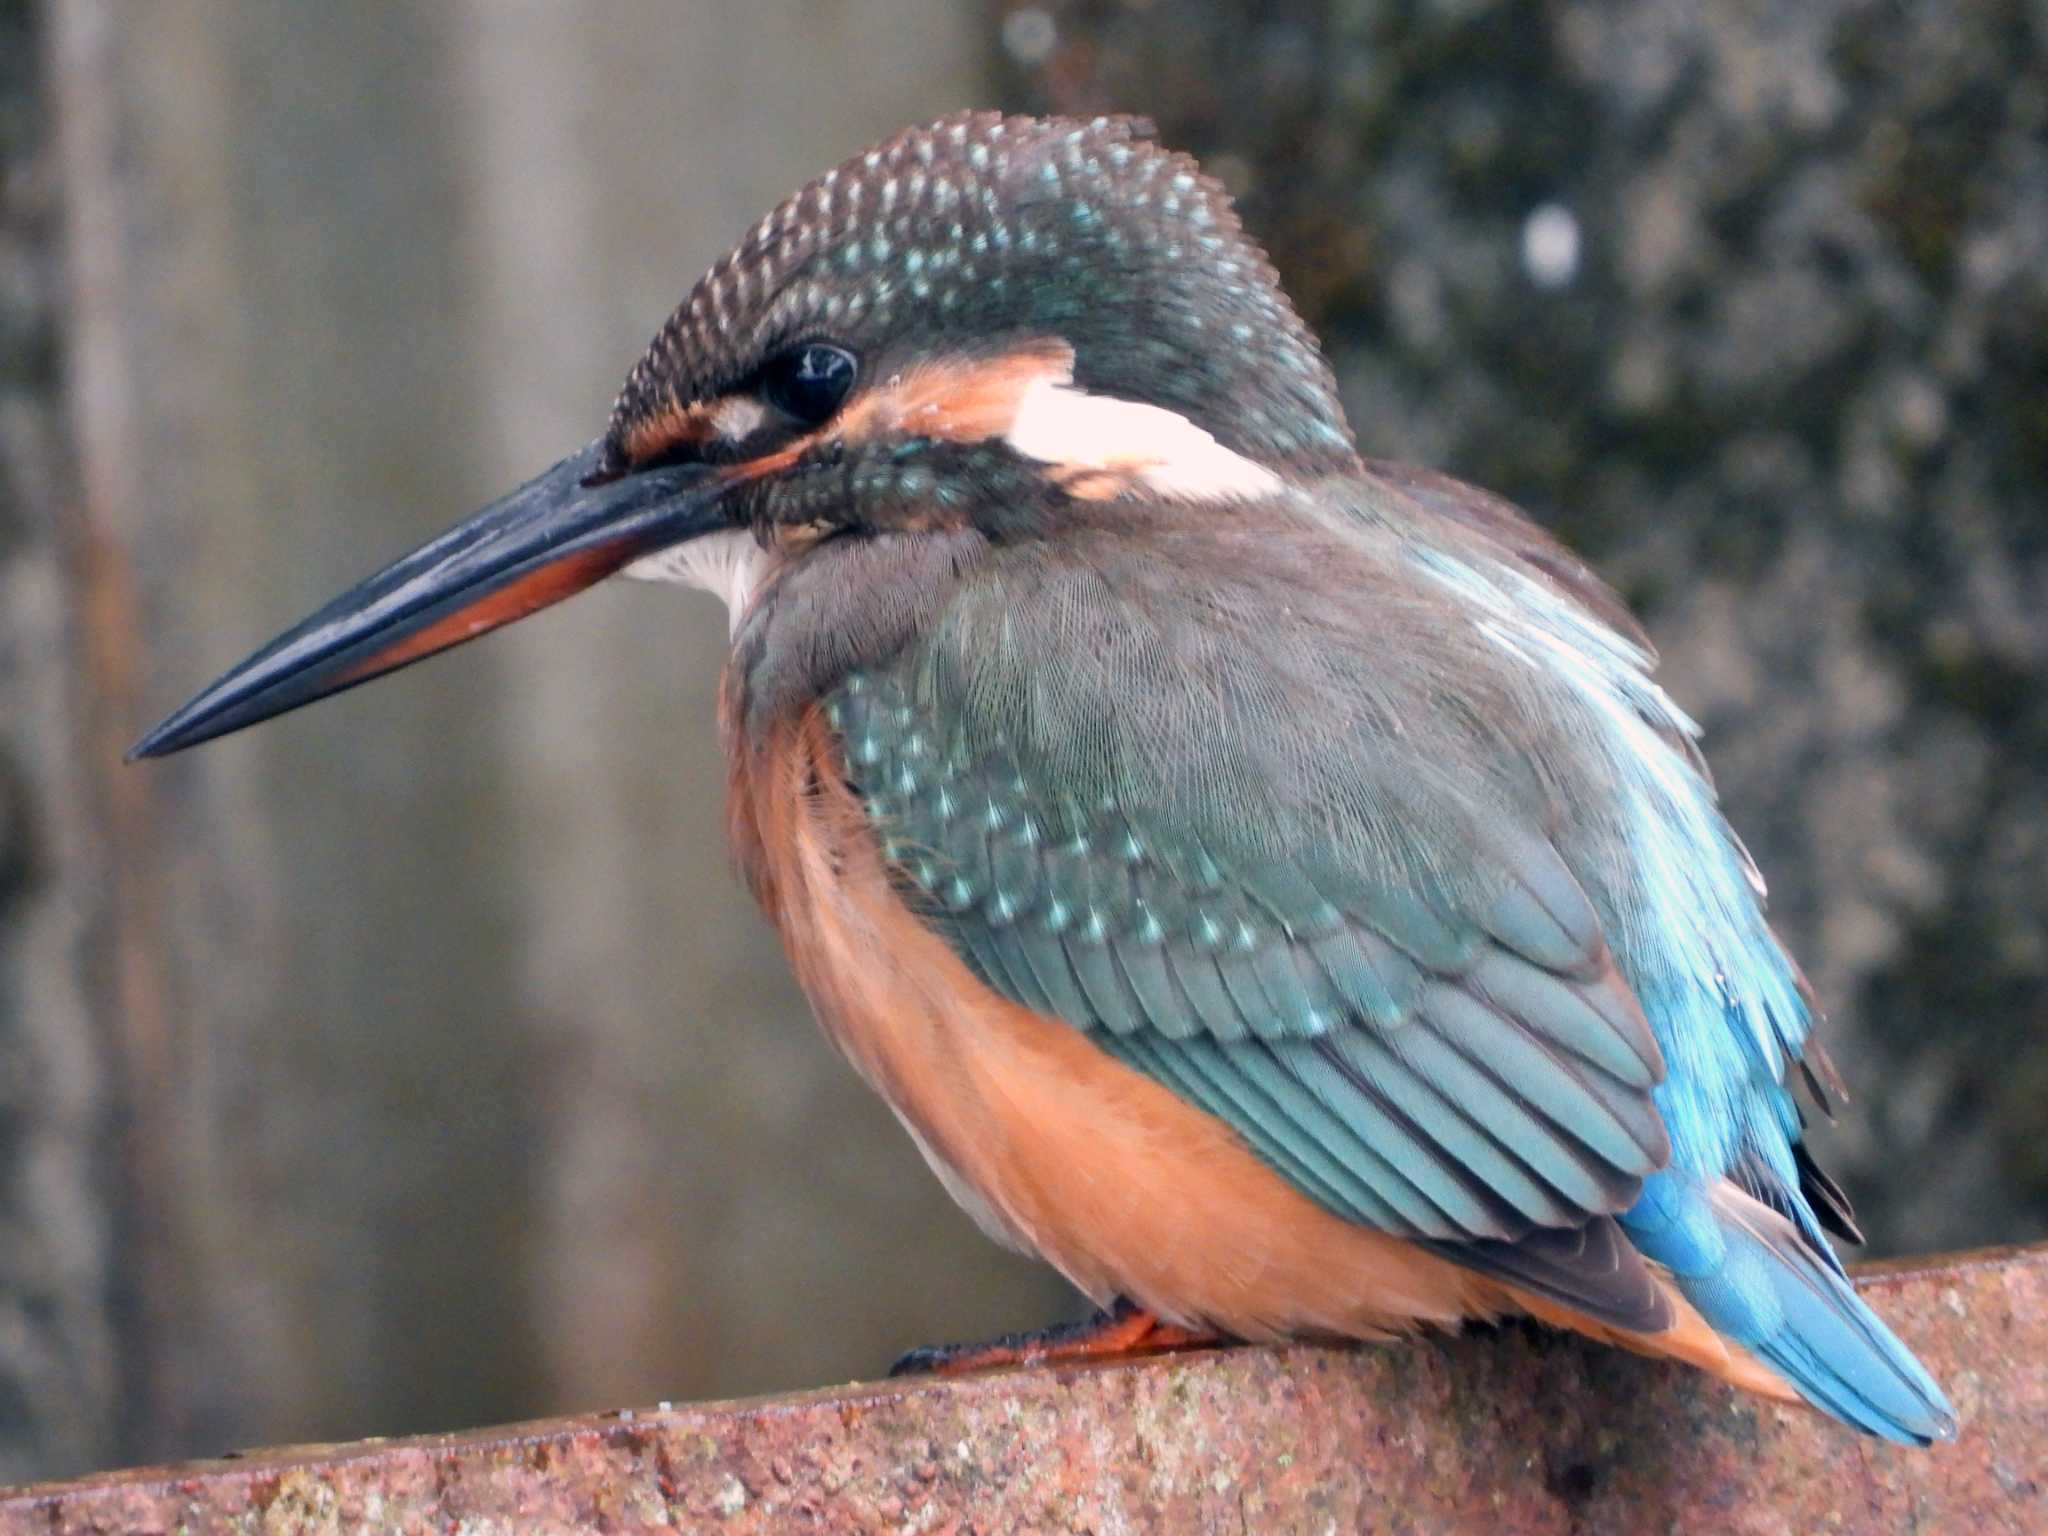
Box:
132 112 1954 1444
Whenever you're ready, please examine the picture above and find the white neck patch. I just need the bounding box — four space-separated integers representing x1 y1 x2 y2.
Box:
1003 375 1283 503
623 527 772 632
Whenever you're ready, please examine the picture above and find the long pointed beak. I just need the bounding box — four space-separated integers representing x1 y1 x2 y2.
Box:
129 440 725 759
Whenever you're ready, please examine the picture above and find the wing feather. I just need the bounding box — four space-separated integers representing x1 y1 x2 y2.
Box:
816 495 1697 1327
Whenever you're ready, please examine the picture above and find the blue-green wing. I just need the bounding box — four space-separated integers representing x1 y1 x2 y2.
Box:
823 531 1677 1324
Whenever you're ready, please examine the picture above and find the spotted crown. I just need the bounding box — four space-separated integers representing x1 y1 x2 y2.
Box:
604 112 1355 478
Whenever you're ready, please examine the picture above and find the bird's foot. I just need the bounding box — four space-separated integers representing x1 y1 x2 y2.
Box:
888 1297 1222 1378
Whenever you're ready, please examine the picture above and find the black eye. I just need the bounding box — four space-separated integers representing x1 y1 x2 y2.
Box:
760 342 858 426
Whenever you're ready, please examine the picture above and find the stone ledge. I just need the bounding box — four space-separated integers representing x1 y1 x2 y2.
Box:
4 1245 2044 1534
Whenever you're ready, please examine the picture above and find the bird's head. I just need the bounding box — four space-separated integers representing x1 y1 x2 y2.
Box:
131 112 1354 758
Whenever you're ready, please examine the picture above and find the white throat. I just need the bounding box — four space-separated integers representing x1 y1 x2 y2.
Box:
623 528 772 632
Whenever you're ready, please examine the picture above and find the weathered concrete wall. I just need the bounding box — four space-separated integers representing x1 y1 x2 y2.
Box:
1004 0 2048 1259
0 0 120 1484
6 1246 2044 1534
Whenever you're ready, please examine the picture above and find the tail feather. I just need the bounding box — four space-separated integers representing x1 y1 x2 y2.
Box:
1622 1174 1956 1445
1508 1279 1799 1404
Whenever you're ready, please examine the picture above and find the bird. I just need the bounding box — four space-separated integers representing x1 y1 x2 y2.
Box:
131 111 1955 1445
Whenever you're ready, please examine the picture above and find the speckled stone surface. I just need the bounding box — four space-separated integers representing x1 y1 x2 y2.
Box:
5 1245 2041 1534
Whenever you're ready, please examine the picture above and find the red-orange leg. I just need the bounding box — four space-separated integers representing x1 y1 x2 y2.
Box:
889 1298 1224 1377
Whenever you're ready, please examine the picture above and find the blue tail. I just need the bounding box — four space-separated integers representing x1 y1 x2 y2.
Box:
1622 1174 1956 1444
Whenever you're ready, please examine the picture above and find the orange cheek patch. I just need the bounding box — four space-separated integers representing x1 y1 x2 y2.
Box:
620 400 718 466
622 340 1077 477
839 339 1076 445
620 394 772 467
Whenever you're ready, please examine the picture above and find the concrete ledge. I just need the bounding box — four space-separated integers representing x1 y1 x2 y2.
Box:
5 1245 2044 1534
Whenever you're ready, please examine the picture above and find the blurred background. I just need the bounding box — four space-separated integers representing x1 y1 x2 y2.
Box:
1 0 2041 1485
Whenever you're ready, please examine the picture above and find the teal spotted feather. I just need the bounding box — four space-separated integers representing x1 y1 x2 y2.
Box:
808 467 1954 1444
834 670 1675 1321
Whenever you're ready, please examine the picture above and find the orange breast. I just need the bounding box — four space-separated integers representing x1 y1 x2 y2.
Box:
725 699 1792 1397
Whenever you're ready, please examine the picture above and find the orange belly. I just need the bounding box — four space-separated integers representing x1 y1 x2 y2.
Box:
729 704 1792 1396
